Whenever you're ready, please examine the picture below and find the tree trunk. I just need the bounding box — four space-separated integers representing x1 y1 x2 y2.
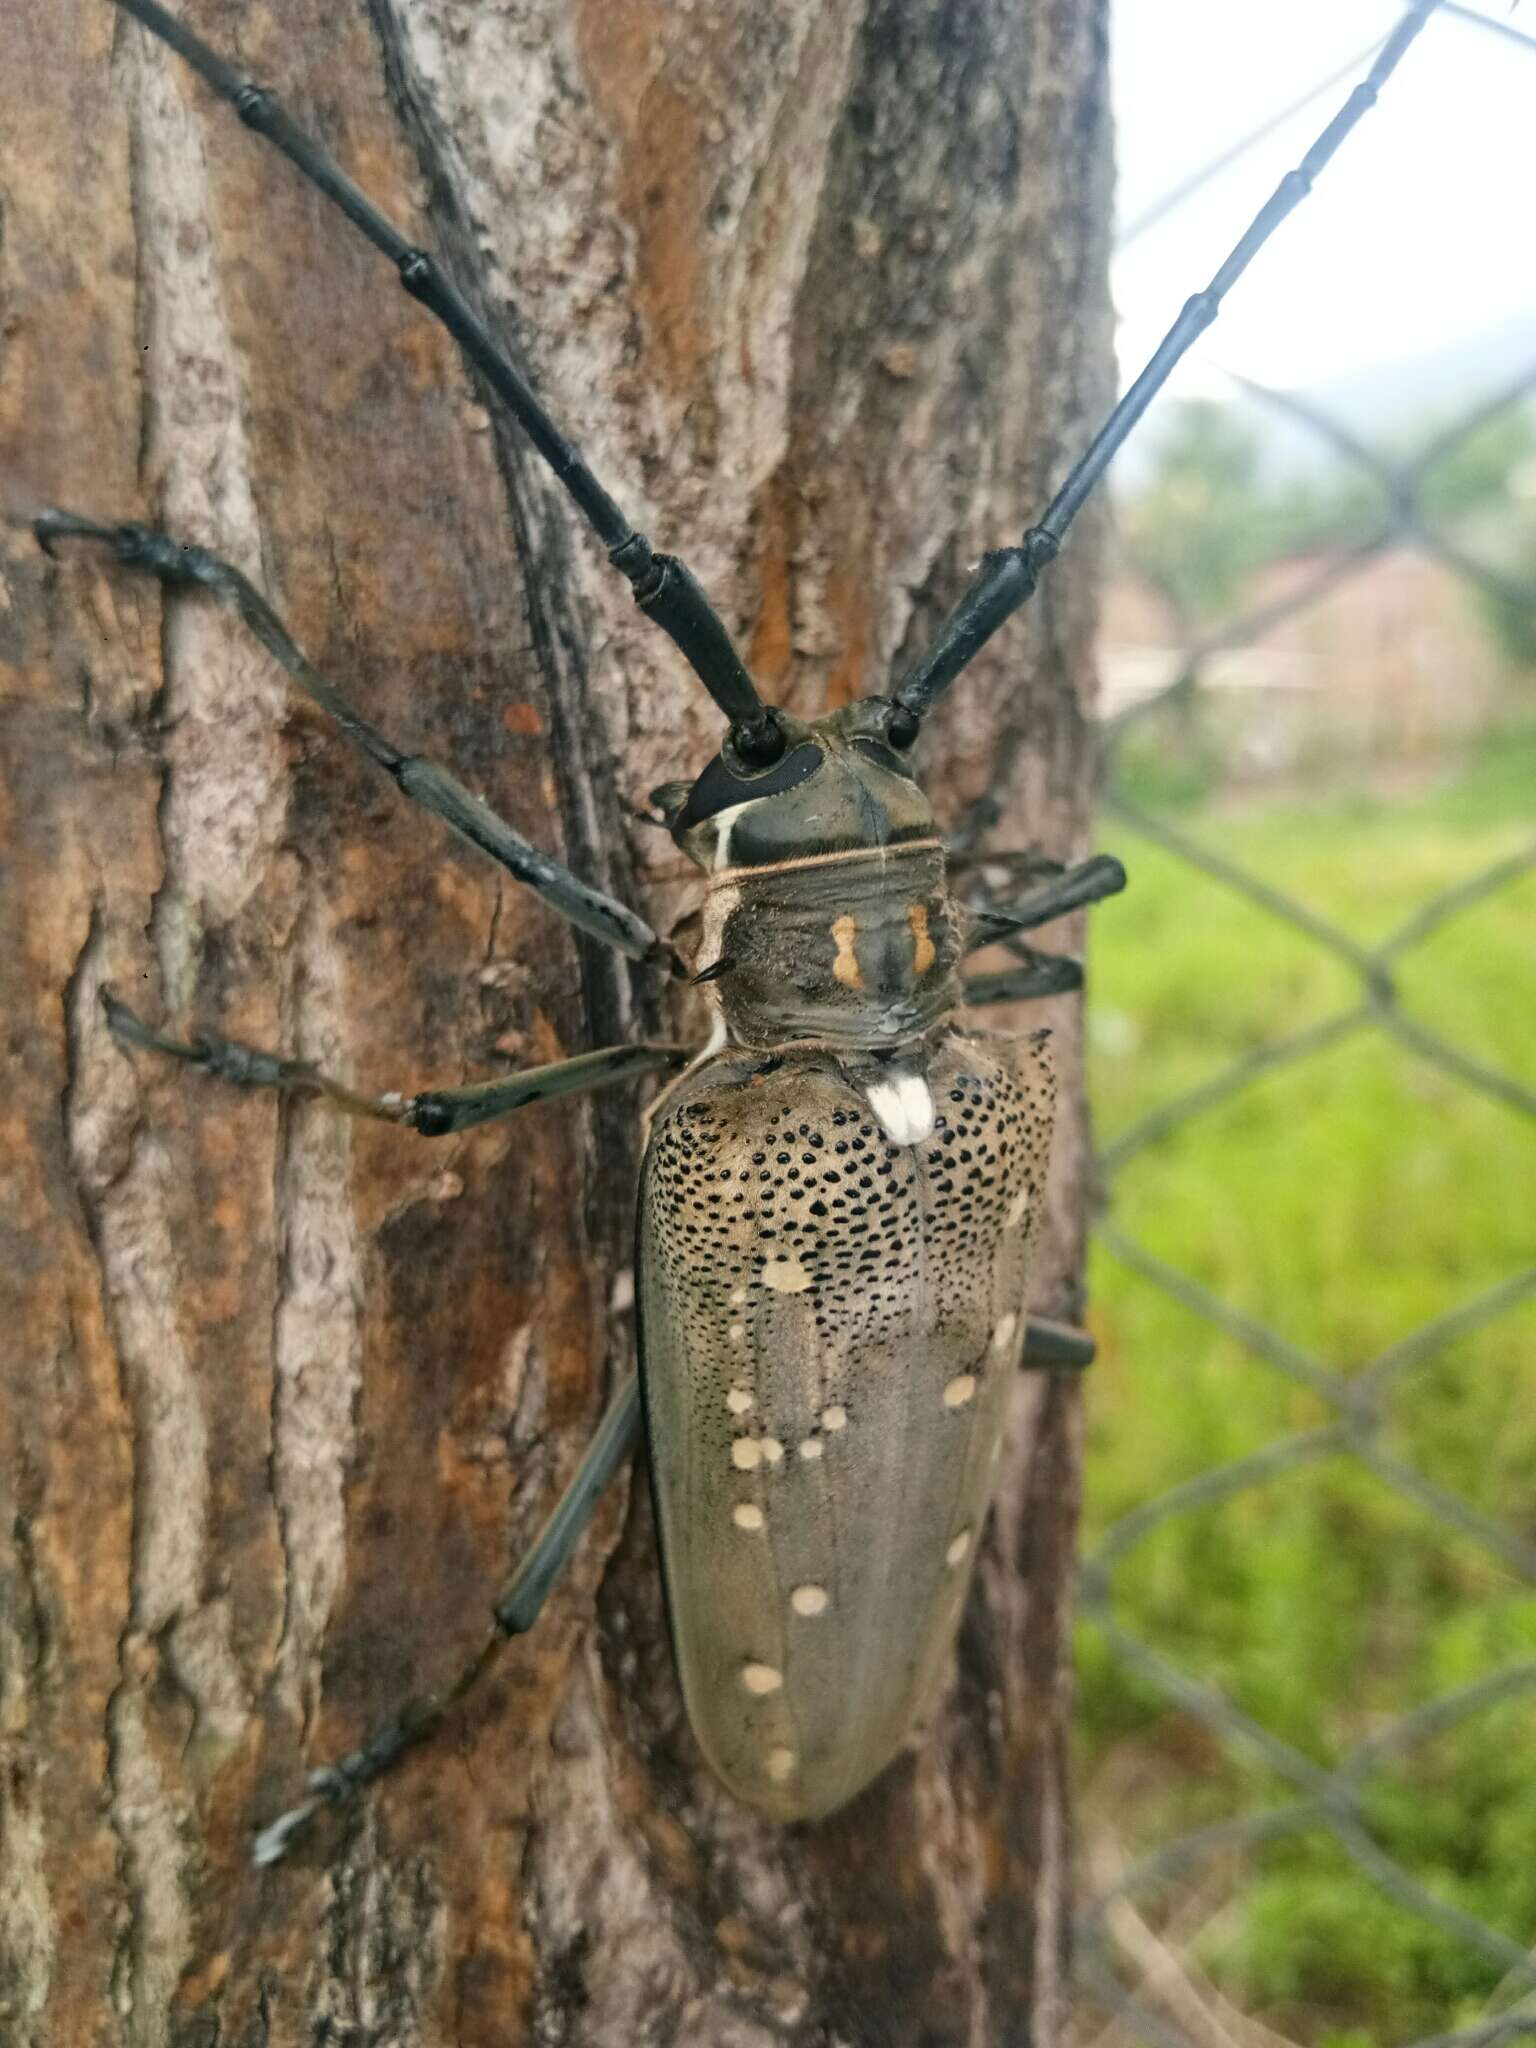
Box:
0 1 1111 2041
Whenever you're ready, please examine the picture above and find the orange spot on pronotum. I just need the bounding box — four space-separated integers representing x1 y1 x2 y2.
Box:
908 901 936 976
831 914 863 989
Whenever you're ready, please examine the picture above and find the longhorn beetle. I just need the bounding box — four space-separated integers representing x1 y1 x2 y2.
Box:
28 0 1440 1861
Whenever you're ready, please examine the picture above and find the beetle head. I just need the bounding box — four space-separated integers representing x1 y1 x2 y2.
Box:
660 701 932 876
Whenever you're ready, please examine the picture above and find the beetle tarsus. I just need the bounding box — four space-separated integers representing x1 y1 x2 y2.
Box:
250 1790 331 1869
250 1703 449 1866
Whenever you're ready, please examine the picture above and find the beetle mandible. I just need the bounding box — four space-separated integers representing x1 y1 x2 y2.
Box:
25 0 1441 1862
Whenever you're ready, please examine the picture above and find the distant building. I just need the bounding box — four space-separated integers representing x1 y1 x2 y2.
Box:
1099 542 1517 780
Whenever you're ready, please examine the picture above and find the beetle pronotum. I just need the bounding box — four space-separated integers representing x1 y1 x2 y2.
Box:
26 0 1440 1862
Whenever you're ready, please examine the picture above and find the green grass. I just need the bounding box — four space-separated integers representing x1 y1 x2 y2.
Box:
1078 724 1536 2044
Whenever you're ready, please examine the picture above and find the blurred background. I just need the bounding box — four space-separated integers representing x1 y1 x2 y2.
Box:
1075 4 1536 2043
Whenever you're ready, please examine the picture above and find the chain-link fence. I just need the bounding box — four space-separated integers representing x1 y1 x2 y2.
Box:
1069 7 1536 2041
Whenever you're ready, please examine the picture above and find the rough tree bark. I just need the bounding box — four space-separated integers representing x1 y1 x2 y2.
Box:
0 1 1112 2041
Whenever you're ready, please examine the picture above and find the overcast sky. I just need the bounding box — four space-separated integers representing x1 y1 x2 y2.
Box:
1110 0 1536 398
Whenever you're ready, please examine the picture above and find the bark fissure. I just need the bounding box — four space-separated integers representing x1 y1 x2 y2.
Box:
0 1511 58 2044
365 0 643 1019
266 908 366 1737
63 910 197 2043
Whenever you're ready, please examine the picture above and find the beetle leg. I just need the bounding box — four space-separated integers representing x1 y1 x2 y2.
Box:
946 845 1064 884
964 854 1126 949
963 953 1083 1005
101 990 688 1136
1021 1315 1095 1370
252 1373 643 1867
31 510 679 967
957 851 1125 1004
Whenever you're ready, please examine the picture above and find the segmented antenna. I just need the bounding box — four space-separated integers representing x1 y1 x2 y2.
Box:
111 0 784 764
891 0 1443 728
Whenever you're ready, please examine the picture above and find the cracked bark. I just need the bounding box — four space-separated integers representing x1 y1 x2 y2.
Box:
0 1 1111 2042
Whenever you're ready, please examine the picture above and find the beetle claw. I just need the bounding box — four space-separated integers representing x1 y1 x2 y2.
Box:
249 1760 362 1866
250 1791 328 1868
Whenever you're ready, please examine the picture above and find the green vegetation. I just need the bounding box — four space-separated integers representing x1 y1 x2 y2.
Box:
1078 725 1536 2042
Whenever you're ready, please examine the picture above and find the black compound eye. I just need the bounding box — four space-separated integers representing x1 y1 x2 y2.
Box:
851 735 919 780
674 741 824 832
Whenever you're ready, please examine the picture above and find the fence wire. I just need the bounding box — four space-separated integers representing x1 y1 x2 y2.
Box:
1069 7 1536 2042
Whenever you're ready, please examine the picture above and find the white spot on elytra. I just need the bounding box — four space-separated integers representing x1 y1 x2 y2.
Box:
1007 1181 1032 1228
947 1528 972 1567
791 1584 828 1617
943 1373 977 1409
729 1285 748 1307
761 1253 811 1294
741 1662 783 1695
767 1746 796 1782
991 1312 1018 1354
733 1503 765 1531
820 1404 847 1432
726 1387 754 1414
864 1070 935 1148
759 1436 785 1466
798 1437 823 1461
731 1439 762 1471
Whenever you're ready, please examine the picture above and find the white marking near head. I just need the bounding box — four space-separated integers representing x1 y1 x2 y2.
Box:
991 1312 1018 1354
864 1071 935 1148
767 1746 796 1782
697 1009 729 1059
820 1404 847 1432
733 1503 765 1531
726 1387 754 1414
1006 1181 1032 1228
731 1439 762 1471
709 797 762 874
946 1528 972 1567
761 1252 811 1294
692 801 762 1054
791 1584 829 1617
943 1374 977 1409
741 1662 784 1695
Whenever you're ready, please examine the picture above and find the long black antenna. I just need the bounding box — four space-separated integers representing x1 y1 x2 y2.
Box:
891 0 1442 728
111 0 784 765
